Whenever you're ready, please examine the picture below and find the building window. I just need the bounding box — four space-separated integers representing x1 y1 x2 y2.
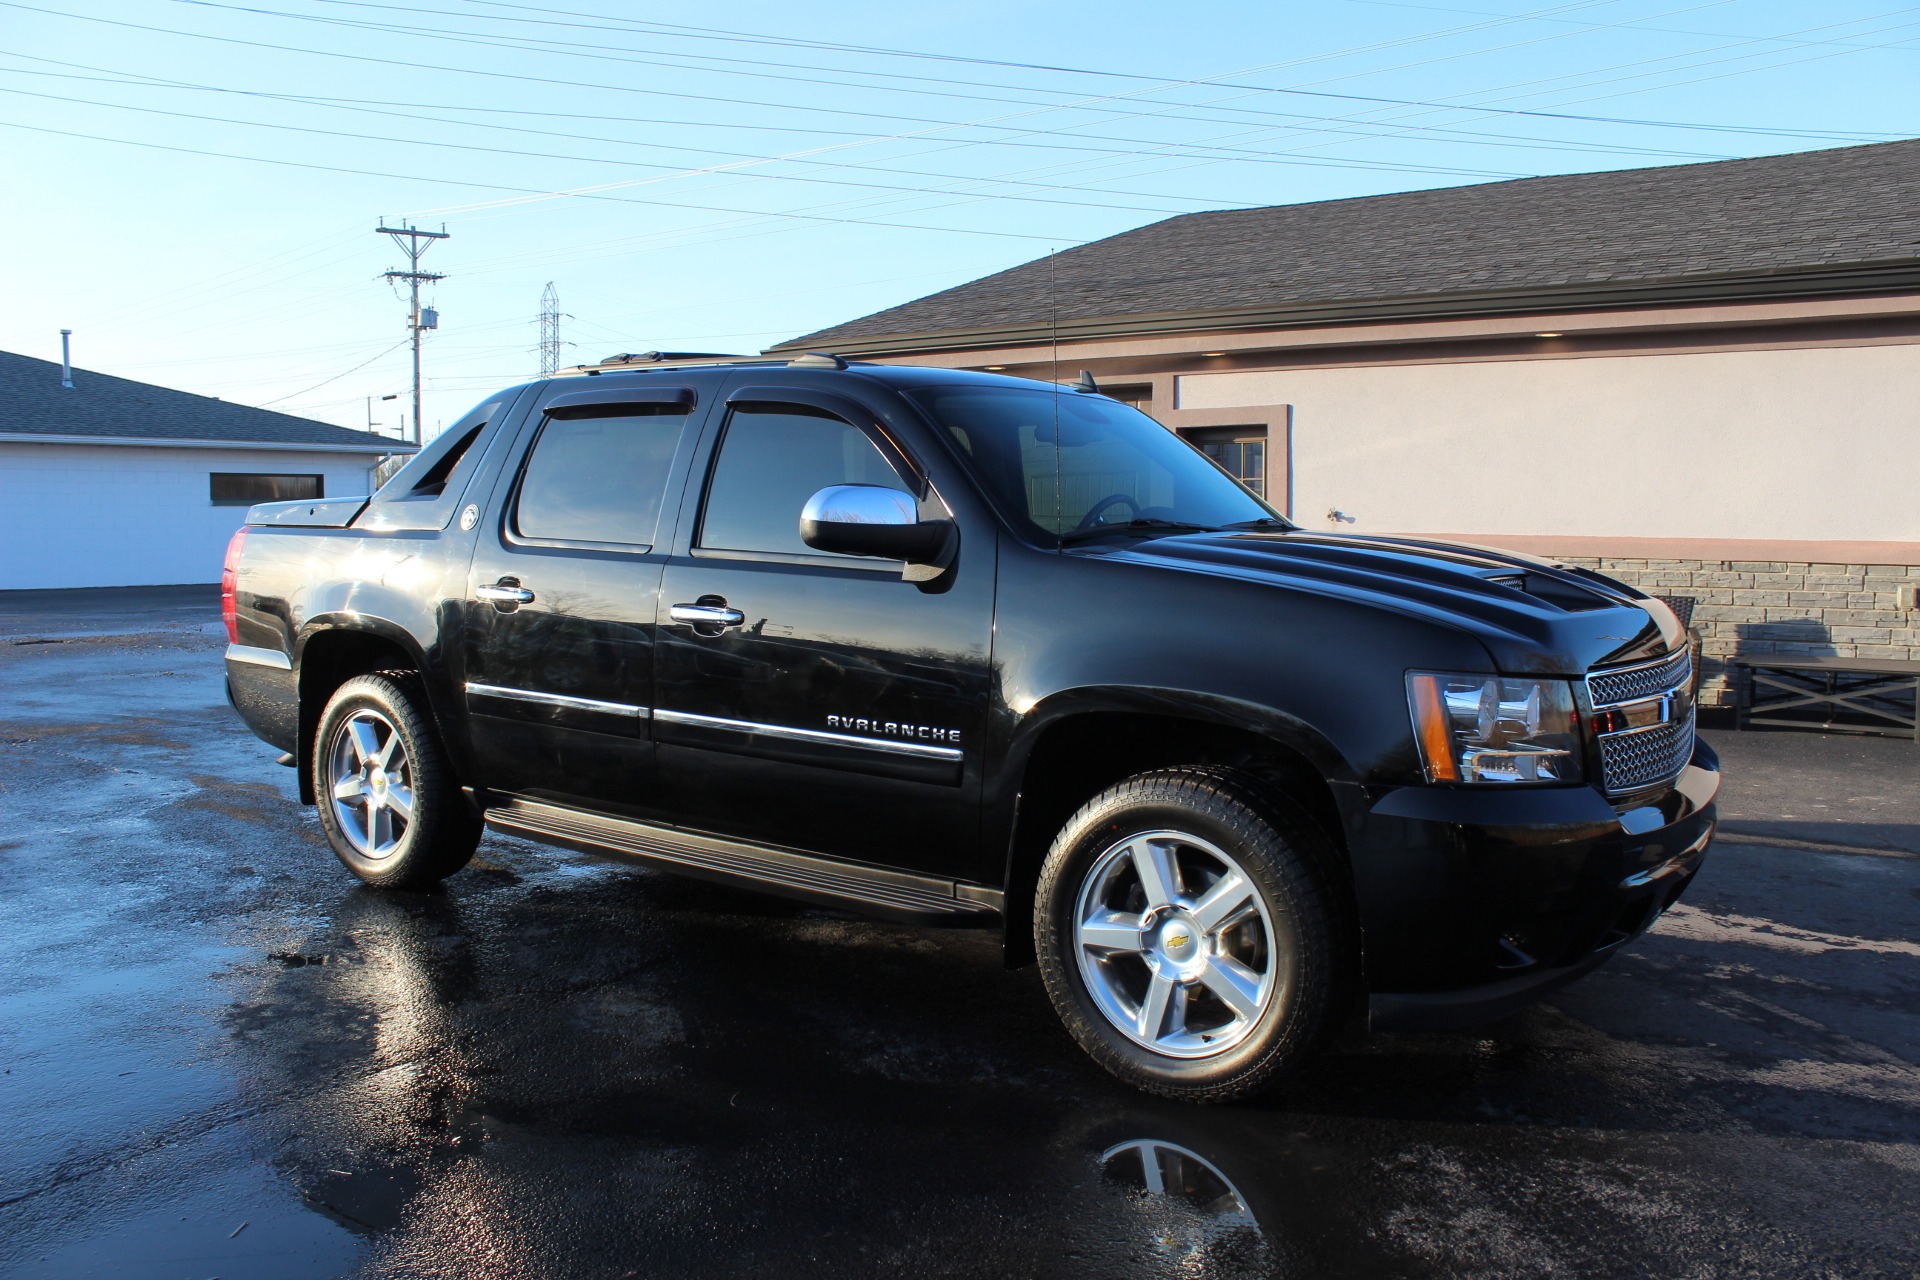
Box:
209 473 324 506
1182 427 1267 498
1105 385 1154 417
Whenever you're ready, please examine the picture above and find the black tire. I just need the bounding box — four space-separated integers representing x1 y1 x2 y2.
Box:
312 671 481 889
1034 767 1345 1102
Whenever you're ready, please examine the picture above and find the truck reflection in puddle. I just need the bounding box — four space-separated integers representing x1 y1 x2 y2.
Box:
229 862 1389 1277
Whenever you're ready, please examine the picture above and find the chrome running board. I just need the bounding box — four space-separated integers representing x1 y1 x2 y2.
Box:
482 797 1001 926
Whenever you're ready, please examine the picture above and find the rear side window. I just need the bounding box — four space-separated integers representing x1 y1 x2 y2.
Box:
697 405 910 557
360 395 509 532
376 399 500 501
513 405 687 547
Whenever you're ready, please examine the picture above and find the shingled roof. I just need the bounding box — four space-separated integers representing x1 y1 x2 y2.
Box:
776 139 1920 355
0 349 414 452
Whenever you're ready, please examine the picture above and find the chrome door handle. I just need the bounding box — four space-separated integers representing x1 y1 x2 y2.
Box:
476 582 535 605
670 603 744 628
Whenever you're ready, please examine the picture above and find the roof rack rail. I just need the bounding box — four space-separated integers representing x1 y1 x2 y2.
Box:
558 350 787 377
595 351 750 366
787 351 849 370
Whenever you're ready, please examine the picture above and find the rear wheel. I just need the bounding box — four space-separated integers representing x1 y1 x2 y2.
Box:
312 672 480 888
1035 767 1344 1101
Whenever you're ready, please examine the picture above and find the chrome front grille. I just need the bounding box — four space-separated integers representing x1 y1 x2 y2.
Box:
1587 648 1695 796
1598 717 1696 795
1587 648 1691 708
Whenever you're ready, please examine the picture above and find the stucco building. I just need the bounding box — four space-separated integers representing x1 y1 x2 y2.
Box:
772 140 1920 708
0 350 412 591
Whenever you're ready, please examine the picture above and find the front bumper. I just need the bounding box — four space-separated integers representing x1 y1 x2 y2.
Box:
1348 740 1718 1030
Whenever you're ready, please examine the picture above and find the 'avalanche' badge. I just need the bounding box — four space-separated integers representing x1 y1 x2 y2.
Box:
459 504 479 531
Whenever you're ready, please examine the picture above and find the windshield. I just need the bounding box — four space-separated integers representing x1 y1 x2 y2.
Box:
907 384 1285 544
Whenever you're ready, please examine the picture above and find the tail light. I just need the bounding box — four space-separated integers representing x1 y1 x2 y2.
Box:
220 526 248 644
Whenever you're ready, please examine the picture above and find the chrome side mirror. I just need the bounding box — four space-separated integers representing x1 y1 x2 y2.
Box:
799 484 954 578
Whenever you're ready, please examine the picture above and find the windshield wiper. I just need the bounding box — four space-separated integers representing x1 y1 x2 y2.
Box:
1217 517 1294 531
1057 518 1219 545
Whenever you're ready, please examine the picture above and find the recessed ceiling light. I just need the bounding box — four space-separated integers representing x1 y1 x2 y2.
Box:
984 364 1006 370
1201 351 1227 357
1535 331 1564 338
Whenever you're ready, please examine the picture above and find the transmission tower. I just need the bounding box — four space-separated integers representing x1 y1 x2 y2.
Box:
538 281 565 377
377 221 449 445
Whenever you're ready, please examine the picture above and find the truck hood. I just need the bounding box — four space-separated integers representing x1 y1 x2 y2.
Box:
1095 529 1685 675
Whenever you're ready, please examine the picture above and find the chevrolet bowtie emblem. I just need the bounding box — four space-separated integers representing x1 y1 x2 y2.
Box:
1165 930 1191 949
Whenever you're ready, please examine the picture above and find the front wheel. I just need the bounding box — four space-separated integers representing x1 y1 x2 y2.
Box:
312 672 480 888
1035 768 1345 1102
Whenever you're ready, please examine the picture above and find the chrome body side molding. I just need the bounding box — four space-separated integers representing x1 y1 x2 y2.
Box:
653 708 963 761
464 683 648 718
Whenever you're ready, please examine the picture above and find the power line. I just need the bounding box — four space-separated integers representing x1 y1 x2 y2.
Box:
0 7 1562 185
1349 0 1920 52
6 0 1898 153
0 59 1755 169
258 337 408 406
0 118 1081 241
330 0 1918 139
0 83 1337 212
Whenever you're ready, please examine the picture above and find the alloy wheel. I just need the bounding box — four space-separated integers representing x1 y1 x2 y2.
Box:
327 709 415 859
1072 830 1281 1058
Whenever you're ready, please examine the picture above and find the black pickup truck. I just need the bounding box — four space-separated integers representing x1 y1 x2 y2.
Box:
222 352 1717 1100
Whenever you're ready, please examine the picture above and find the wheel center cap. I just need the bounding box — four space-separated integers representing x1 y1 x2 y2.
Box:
368 765 388 791
1156 914 1200 961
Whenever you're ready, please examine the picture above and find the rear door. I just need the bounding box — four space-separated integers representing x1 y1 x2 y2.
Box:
651 381 995 880
461 378 715 816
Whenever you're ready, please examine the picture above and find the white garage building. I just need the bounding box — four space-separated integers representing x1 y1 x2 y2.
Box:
0 349 412 591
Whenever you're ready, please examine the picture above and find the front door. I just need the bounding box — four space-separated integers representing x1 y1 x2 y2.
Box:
652 387 994 880
461 380 712 815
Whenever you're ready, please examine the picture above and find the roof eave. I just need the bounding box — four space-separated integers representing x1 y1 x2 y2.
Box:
0 433 419 454
768 259 1920 357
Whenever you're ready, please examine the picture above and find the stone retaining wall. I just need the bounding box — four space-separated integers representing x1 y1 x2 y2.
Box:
1556 558 1920 708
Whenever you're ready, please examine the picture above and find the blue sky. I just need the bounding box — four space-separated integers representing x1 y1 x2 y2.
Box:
1 0 1914 437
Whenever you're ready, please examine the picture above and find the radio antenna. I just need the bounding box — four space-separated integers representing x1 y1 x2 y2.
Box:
1049 249 1062 547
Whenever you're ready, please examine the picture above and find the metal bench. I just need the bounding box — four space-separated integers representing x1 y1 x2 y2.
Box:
1731 654 1920 741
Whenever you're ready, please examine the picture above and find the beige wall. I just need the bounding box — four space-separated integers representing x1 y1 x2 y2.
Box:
1175 342 1920 543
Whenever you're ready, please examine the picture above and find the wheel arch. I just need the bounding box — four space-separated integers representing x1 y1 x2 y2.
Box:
293 617 428 804
995 688 1359 967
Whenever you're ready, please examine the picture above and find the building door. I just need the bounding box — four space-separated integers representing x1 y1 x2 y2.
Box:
1181 426 1268 499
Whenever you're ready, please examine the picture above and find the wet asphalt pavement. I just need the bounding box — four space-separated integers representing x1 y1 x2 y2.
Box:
2 589 1918 1278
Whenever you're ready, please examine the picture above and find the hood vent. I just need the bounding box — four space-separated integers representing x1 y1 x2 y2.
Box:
1484 570 1614 612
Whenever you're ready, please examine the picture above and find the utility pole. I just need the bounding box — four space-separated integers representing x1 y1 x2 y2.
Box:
376 222 448 445
537 281 565 378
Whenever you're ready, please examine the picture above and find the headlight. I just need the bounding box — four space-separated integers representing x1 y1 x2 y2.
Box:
1407 672 1583 785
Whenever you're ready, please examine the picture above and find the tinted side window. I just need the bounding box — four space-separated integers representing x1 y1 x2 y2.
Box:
698 405 910 557
514 406 687 547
